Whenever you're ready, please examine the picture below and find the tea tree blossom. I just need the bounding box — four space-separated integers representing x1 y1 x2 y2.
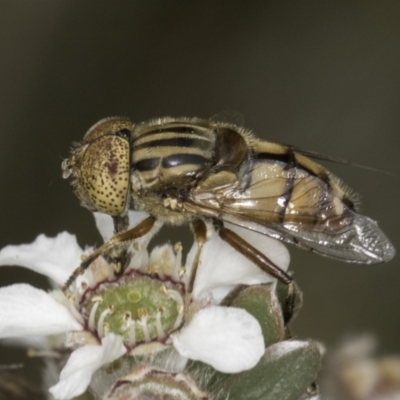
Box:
0 211 320 400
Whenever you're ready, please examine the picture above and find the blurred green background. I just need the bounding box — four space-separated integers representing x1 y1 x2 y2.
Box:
0 0 399 386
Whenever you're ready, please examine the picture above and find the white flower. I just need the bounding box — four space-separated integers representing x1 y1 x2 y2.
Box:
171 305 265 373
49 333 127 400
172 221 290 373
187 221 290 301
0 211 290 399
0 211 151 399
0 231 83 286
0 284 82 337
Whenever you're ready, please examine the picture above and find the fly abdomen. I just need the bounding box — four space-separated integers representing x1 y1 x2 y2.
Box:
248 143 356 234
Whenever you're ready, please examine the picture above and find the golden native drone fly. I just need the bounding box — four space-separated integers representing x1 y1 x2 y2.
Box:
62 114 395 300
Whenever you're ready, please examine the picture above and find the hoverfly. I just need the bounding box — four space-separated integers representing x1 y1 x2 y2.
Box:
61 115 395 295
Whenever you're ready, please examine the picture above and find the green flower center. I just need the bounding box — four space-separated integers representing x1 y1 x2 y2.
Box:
81 274 184 345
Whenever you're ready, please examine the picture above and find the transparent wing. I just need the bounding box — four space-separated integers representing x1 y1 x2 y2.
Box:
278 213 395 263
187 161 395 264
286 144 391 175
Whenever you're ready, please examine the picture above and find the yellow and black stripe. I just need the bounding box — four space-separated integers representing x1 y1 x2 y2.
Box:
132 120 216 187
240 140 359 232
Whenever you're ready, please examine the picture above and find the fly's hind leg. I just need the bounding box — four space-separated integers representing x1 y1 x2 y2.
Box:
185 219 208 306
62 216 156 292
217 222 296 324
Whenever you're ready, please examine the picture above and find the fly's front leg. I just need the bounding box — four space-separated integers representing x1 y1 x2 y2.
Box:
63 216 156 292
103 214 131 277
217 223 296 324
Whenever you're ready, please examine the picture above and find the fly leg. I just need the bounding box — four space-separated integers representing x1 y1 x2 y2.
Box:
103 213 132 277
185 219 208 305
217 223 296 324
62 216 156 292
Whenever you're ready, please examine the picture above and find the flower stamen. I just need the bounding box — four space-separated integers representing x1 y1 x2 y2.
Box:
167 289 185 330
173 305 184 331
103 321 110 335
88 298 102 331
138 314 151 342
156 309 167 340
66 299 85 325
97 305 114 337
129 319 137 346
167 289 184 308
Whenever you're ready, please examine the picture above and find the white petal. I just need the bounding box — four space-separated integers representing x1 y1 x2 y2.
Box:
49 333 126 400
93 212 114 242
171 306 264 373
188 225 290 300
0 284 82 338
202 285 236 303
0 232 83 285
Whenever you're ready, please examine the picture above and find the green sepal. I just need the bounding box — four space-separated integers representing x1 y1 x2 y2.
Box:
186 360 229 394
216 340 321 400
230 284 285 346
105 368 208 400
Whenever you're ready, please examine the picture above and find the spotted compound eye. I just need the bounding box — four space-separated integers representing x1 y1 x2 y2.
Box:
80 135 130 216
66 117 132 216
